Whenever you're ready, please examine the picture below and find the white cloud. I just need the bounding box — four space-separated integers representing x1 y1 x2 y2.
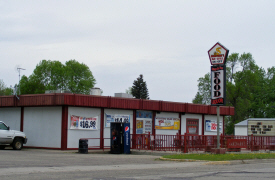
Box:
1 0 275 102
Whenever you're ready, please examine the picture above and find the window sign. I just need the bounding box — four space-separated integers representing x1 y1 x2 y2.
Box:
105 114 130 128
136 111 152 134
205 120 222 132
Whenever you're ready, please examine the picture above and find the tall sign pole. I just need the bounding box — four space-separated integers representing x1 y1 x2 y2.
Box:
208 42 229 149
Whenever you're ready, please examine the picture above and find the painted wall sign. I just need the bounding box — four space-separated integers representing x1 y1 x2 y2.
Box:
208 42 229 65
211 66 226 106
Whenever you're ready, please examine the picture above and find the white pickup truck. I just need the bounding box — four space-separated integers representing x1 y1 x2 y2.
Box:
0 121 27 150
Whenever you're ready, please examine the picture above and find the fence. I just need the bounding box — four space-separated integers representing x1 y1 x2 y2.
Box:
81 134 275 153
131 134 275 153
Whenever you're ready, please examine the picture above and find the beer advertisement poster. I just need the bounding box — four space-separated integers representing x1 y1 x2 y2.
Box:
155 117 180 130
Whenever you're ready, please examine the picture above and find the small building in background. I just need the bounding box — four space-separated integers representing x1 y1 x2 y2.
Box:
114 93 133 98
90 87 102 96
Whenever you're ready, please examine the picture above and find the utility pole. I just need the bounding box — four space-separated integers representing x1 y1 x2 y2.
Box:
17 67 26 95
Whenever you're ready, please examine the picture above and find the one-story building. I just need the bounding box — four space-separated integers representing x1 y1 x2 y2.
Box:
0 93 234 150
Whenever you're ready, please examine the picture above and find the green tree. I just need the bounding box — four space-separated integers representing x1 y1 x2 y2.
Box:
125 87 132 95
192 52 275 134
239 52 255 71
20 59 96 95
64 60 96 94
192 73 211 104
131 74 149 99
0 80 13 96
226 53 239 83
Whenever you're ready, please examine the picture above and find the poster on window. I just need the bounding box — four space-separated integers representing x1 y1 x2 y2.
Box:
105 114 130 127
136 111 152 134
70 115 98 130
155 117 180 130
136 119 152 134
205 120 222 132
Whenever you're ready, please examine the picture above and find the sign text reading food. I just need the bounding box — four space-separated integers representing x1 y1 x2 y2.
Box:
211 66 225 106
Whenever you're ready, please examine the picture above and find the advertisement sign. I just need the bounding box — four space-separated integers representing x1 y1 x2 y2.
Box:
123 123 130 154
106 114 130 127
70 115 98 130
155 117 180 130
205 120 222 132
211 66 226 106
136 111 152 134
248 120 275 136
208 42 229 65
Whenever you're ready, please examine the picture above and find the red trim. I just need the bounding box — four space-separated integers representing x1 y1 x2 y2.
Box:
133 110 136 135
223 116 225 135
20 107 24 132
178 113 181 135
61 106 68 150
0 94 234 116
152 111 156 135
202 114 205 135
132 110 137 149
100 108 104 149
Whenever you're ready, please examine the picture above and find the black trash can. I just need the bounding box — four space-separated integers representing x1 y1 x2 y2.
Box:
79 139 88 154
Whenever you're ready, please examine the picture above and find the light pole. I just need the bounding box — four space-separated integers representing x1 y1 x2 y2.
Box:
17 67 26 95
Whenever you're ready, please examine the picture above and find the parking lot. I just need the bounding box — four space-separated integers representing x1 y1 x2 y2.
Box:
1 148 275 180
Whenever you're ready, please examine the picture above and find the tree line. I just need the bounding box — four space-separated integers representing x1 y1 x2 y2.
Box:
192 52 275 134
0 60 96 95
0 59 150 100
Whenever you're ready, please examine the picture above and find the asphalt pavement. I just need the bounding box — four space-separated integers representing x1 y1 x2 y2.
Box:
1 148 275 180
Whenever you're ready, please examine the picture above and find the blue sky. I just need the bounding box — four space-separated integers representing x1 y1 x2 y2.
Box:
1 0 275 102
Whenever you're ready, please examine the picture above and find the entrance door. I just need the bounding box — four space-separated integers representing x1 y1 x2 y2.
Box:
186 119 199 135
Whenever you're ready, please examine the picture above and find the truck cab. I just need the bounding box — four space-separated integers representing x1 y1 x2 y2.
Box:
0 121 27 150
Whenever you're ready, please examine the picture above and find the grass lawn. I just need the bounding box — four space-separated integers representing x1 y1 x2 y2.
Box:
162 153 275 161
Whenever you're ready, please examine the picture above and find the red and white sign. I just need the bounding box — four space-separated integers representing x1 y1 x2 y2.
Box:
70 115 98 130
208 42 229 65
211 66 225 106
205 120 222 132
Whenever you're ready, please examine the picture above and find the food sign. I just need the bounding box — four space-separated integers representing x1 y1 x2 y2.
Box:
211 66 225 106
208 42 229 65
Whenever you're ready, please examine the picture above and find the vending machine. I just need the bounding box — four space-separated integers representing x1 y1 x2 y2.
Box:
110 122 130 154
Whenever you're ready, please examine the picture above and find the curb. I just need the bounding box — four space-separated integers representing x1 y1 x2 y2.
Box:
159 157 207 162
159 157 231 165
